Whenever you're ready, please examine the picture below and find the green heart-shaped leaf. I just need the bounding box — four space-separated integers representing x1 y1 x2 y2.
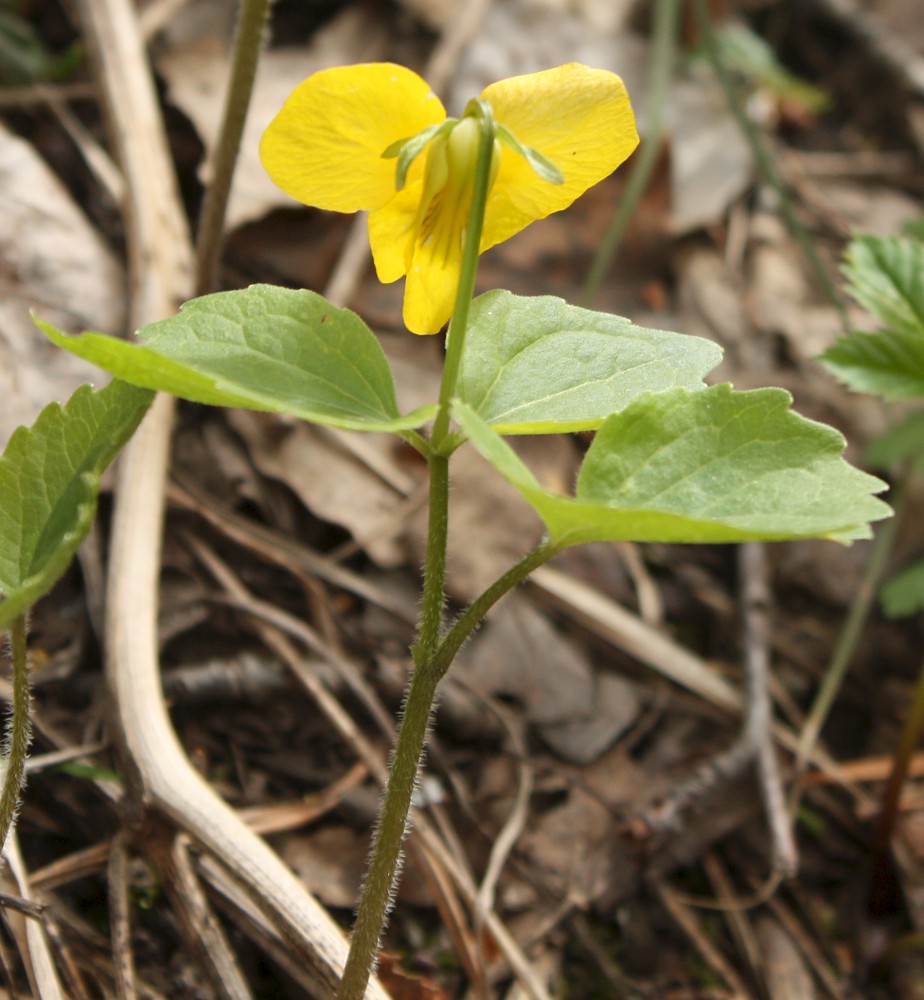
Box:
457 291 722 433
453 384 890 546
38 285 435 432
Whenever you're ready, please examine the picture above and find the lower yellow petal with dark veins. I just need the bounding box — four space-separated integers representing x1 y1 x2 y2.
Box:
368 185 420 284
403 237 461 335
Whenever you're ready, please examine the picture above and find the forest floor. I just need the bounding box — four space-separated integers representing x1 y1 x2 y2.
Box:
3 0 924 997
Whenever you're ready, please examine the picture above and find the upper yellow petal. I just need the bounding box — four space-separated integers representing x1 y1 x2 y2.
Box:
480 64 639 250
260 63 446 213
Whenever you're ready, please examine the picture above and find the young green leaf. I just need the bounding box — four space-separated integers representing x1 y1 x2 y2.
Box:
453 384 890 546
457 291 723 433
866 409 924 472
0 380 153 629
842 234 924 338
37 285 435 433
880 559 924 619
819 235 924 400
819 328 924 400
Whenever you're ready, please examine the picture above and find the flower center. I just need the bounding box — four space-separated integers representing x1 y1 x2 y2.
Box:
406 117 501 266
381 105 563 270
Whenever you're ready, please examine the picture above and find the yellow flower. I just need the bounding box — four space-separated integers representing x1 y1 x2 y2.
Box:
260 63 639 334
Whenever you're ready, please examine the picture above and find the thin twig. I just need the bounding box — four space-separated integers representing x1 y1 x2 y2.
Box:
740 542 797 878
581 0 680 304
106 833 135 1000
691 0 848 325
655 879 755 998
194 0 273 296
797 474 907 770
161 835 253 999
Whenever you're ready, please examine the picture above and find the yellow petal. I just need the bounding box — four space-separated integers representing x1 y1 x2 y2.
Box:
480 64 639 250
260 63 446 213
367 184 420 283
403 237 461 335
369 187 459 333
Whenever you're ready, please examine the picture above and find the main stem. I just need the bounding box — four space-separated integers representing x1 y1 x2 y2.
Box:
0 615 32 850
337 106 497 1000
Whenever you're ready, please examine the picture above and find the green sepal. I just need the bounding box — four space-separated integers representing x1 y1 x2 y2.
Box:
383 120 455 191
495 123 564 185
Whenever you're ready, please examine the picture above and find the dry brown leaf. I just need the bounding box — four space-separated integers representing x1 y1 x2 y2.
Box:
669 71 754 234
156 4 392 230
228 410 415 567
755 916 817 1000
280 824 433 909
451 0 647 109
515 785 621 909
0 121 124 446
459 594 642 764
377 953 452 1000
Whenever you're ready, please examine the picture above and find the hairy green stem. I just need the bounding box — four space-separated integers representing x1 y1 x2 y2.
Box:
0 616 32 849
430 101 496 454
338 103 499 1000
338 540 559 1000
581 0 680 305
691 0 847 325
414 453 450 661
194 0 272 296
432 539 561 677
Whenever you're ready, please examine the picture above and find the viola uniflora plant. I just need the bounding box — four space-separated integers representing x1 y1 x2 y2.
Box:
259 63 639 334
2 52 892 1000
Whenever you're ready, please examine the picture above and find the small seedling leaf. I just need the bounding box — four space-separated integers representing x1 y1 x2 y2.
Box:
819 328 924 400
843 234 924 338
881 559 924 619
819 235 924 399
0 380 153 629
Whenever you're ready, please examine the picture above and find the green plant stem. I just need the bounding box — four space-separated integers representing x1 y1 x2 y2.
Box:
691 0 847 326
338 104 498 1000
797 472 907 769
338 540 559 1000
0 616 32 849
433 539 561 675
414 451 450 659
194 0 272 296
581 0 680 305
430 102 496 454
